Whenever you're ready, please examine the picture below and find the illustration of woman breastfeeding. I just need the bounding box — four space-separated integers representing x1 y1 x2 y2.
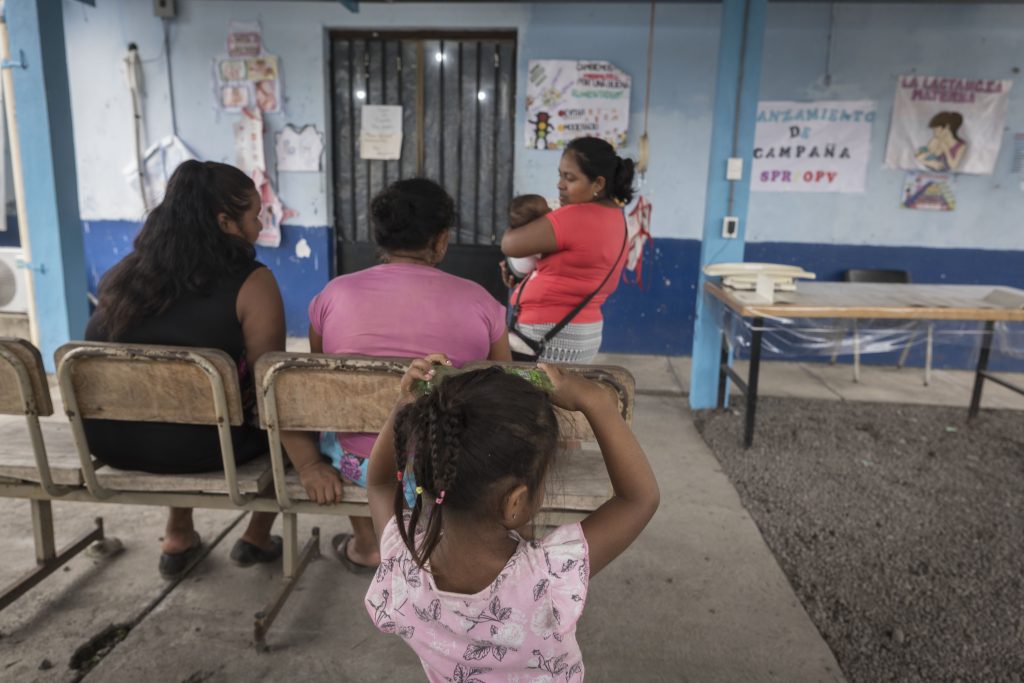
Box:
916 111 967 172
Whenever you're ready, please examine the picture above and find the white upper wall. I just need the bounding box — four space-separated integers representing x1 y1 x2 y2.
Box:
62 1 1024 251
750 2 1024 249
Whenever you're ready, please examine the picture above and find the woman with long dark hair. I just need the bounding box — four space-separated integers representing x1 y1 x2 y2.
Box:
501 136 632 363
86 160 342 579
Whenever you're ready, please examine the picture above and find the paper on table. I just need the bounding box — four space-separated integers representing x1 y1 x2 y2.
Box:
360 105 403 160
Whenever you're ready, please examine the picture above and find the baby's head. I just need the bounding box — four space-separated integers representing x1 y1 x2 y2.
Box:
508 194 550 230
392 368 559 567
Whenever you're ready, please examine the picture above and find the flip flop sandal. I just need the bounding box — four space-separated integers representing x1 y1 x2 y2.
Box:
158 532 203 580
229 535 283 568
331 533 378 575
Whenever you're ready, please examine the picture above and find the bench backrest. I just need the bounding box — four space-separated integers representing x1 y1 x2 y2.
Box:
254 353 635 441
0 337 53 417
54 342 245 426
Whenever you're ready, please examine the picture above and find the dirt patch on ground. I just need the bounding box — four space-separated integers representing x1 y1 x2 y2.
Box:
694 398 1024 683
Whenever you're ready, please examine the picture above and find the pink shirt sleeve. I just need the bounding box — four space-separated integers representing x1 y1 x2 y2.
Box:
484 292 507 345
308 287 329 336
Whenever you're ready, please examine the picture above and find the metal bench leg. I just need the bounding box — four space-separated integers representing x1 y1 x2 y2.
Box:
253 521 320 650
968 321 994 420
32 500 56 563
1 514 105 612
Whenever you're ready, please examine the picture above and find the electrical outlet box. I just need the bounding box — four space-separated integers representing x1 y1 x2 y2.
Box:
722 216 739 239
726 157 743 181
154 0 176 18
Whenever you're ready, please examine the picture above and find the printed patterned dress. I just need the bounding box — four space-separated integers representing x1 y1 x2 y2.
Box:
366 516 590 682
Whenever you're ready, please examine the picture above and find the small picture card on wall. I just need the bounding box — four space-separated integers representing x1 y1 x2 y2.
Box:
901 172 955 211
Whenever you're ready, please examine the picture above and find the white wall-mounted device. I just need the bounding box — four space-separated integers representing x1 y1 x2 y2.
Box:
722 216 739 239
0 248 28 313
726 157 743 181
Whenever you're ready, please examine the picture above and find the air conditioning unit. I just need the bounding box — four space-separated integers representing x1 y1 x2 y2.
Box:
0 248 29 313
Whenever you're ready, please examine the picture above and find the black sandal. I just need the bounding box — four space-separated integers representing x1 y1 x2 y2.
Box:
331 533 377 575
229 535 283 568
158 532 203 580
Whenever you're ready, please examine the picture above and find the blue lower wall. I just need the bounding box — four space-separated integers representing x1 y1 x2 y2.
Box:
81 220 333 336
76 222 1024 371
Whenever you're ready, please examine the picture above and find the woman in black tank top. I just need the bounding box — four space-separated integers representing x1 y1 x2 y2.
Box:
86 160 343 578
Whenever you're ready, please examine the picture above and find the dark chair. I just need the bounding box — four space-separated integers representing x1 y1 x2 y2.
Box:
830 269 932 384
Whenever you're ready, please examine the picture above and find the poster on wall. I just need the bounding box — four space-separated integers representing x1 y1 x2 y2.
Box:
359 105 403 160
525 60 630 150
227 21 262 58
230 106 295 246
751 100 875 193
275 124 325 172
884 75 1012 175
901 171 956 211
213 23 282 114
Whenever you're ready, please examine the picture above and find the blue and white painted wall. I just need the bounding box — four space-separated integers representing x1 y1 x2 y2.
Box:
57 1 1024 363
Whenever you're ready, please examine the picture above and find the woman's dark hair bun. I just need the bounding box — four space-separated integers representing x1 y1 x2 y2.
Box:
565 136 635 204
612 157 636 205
371 178 455 253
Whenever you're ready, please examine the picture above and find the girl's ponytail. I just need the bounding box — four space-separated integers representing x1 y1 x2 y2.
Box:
390 368 560 570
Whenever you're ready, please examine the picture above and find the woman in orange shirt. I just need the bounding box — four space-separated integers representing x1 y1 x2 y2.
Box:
501 137 632 363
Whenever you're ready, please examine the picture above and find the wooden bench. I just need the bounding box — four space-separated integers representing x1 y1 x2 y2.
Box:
0 338 105 610
0 340 636 649
251 352 635 646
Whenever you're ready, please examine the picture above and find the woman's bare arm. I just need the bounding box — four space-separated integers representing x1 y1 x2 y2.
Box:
501 216 558 258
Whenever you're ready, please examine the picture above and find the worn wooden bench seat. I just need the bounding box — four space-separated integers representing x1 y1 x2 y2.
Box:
95 455 273 495
0 420 92 487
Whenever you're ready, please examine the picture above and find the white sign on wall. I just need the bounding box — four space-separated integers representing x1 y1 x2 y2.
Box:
359 105 403 160
751 100 876 194
525 60 630 150
884 75 1012 176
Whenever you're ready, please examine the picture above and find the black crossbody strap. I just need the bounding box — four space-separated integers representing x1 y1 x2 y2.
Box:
512 210 628 346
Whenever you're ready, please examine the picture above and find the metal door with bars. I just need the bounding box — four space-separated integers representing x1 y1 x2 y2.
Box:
329 32 516 300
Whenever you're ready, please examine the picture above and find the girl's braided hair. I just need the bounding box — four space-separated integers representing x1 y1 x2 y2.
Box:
392 367 559 567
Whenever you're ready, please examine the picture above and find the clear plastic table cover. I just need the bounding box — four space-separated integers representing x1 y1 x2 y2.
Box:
706 292 1024 359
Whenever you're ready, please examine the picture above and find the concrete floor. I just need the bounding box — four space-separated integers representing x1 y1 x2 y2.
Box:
2 353 1020 682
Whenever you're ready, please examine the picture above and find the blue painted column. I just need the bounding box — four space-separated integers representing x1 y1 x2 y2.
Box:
689 0 767 408
6 0 88 369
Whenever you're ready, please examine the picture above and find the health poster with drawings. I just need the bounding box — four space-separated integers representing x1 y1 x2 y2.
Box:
525 60 630 150
751 100 876 193
213 22 282 114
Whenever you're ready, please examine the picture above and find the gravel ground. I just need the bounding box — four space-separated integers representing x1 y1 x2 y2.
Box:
694 398 1024 683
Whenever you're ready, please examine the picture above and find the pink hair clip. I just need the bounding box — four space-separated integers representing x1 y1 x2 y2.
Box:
396 470 404 482
435 490 446 505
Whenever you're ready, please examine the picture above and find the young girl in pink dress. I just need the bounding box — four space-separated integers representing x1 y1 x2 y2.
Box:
364 358 660 681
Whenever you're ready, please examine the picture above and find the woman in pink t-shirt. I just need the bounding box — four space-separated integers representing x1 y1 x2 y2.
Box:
501 137 633 363
307 178 511 572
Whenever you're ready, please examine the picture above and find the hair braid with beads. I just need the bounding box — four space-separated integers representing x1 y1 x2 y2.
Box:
391 367 559 568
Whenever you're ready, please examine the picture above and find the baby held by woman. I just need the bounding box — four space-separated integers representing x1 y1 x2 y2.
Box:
504 194 550 282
